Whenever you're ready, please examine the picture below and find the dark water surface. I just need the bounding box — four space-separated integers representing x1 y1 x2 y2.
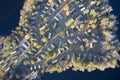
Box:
0 0 24 36
0 0 120 80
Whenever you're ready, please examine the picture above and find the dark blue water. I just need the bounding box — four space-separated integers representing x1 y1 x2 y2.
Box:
0 0 24 36
0 0 120 80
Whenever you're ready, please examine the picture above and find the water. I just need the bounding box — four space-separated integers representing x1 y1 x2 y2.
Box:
0 0 120 80
0 0 24 36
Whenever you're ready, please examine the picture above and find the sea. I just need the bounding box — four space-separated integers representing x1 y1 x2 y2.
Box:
0 0 120 80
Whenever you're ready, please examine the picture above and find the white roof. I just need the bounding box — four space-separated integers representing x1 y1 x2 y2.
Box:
77 36 81 41
30 66 33 71
52 59 58 64
11 51 16 54
5 67 10 72
34 65 37 70
22 43 28 49
58 0 62 3
54 16 59 21
38 65 41 69
81 7 85 11
90 42 93 48
0 60 4 64
51 8 55 12
91 1 96 5
66 31 69 37
79 4 84 8
45 6 48 9
48 33 52 39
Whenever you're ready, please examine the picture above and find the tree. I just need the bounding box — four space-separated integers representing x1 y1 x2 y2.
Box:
41 37 48 43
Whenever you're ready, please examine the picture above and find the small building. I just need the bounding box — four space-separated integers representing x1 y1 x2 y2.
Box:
42 10 46 13
78 4 84 8
50 44 55 48
22 43 28 49
32 11 38 15
25 54 29 58
34 65 37 70
67 54 70 60
90 42 93 48
81 7 86 11
38 65 41 69
92 38 98 43
73 39 78 44
11 50 16 55
54 16 59 21
58 41 62 47
45 6 49 9
84 31 90 37
37 57 41 61
55 3 59 7
58 0 62 3
51 59 58 64
0 60 4 64
15 36 20 43
48 33 52 39
51 7 56 12
25 40 30 46
30 66 33 71
20 46 25 51
72 12 80 19
12 56 18 60
90 1 96 5
4 67 10 72
76 26 81 31
2 63 8 69
66 31 69 37
32 47 38 52
28 51 34 55
57 13 63 19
